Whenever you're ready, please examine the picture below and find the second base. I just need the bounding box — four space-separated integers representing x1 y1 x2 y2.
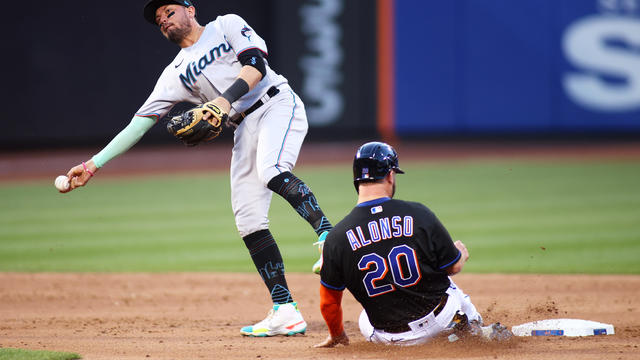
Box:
511 318 615 337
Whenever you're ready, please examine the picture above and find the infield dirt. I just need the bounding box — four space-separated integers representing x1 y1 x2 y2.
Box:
2 141 639 359
0 273 638 359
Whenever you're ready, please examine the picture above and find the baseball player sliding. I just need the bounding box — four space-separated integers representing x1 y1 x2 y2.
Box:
60 0 333 337
316 142 512 347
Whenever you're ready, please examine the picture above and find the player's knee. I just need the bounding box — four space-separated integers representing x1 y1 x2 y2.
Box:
259 165 290 187
358 310 375 340
234 210 270 238
236 223 269 238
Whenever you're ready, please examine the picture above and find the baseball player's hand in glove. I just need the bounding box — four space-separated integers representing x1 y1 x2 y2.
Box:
62 160 98 193
314 331 349 348
166 99 229 146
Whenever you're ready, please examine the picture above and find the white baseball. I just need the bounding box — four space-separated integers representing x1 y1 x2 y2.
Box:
55 175 70 191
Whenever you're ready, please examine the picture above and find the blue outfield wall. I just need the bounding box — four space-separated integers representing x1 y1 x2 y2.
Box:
394 0 640 136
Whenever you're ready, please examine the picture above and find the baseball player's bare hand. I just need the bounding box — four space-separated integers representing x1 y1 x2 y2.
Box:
65 160 98 192
454 240 469 262
203 97 231 121
314 332 349 348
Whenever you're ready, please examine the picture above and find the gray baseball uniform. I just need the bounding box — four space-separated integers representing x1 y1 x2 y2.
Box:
79 3 331 336
137 14 308 236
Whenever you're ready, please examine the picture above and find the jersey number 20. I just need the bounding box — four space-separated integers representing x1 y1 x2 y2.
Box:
358 245 421 297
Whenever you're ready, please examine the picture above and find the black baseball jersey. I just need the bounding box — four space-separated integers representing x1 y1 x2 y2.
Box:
320 197 461 331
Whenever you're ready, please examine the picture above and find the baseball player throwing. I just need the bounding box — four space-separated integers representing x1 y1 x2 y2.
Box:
61 0 333 337
316 142 512 347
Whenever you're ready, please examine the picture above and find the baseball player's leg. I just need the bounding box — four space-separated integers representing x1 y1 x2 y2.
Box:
358 295 460 346
231 123 305 336
358 310 376 341
448 278 482 324
242 229 292 304
446 279 512 341
266 172 333 236
230 124 271 237
255 89 333 269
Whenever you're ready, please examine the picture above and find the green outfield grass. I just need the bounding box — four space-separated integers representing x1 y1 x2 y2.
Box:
1 158 639 274
0 348 80 360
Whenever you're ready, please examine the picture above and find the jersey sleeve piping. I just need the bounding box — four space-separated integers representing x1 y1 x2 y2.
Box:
321 279 346 291
134 113 161 122
237 46 268 57
439 250 461 269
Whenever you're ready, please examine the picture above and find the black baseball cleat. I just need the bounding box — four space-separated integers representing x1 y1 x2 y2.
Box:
447 312 513 342
469 321 513 341
450 311 471 332
484 322 513 341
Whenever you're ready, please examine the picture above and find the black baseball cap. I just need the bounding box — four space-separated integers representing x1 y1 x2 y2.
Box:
143 0 195 25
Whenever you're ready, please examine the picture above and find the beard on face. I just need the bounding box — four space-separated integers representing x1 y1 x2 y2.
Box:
166 23 191 44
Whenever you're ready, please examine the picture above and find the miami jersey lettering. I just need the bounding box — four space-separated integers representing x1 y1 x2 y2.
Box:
136 14 287 121
179 40 233 91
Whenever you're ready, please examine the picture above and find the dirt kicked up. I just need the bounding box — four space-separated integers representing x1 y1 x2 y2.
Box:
0 273 638 360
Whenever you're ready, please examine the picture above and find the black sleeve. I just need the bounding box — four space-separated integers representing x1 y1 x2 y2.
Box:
320 228 346 290
237 48 267 79
429 215 461 270
413 203 460 270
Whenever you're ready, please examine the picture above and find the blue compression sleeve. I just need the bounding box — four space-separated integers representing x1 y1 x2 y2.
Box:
91 116 156 168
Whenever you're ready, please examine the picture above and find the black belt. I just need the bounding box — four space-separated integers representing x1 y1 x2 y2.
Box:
382 293 449 334
227 86 280 127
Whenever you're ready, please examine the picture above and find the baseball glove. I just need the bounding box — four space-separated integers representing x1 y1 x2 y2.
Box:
166 102 228 146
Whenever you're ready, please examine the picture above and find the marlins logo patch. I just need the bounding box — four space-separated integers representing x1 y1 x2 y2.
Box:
241 25 253 41
371 205 383 214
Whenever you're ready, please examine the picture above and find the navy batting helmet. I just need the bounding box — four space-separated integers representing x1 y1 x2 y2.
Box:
353 142 404 190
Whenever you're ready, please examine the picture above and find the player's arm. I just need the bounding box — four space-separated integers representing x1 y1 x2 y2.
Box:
62 115 156 192
315 284 350 348
209 14 269 113
421 204 469 275
206 49 266 114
